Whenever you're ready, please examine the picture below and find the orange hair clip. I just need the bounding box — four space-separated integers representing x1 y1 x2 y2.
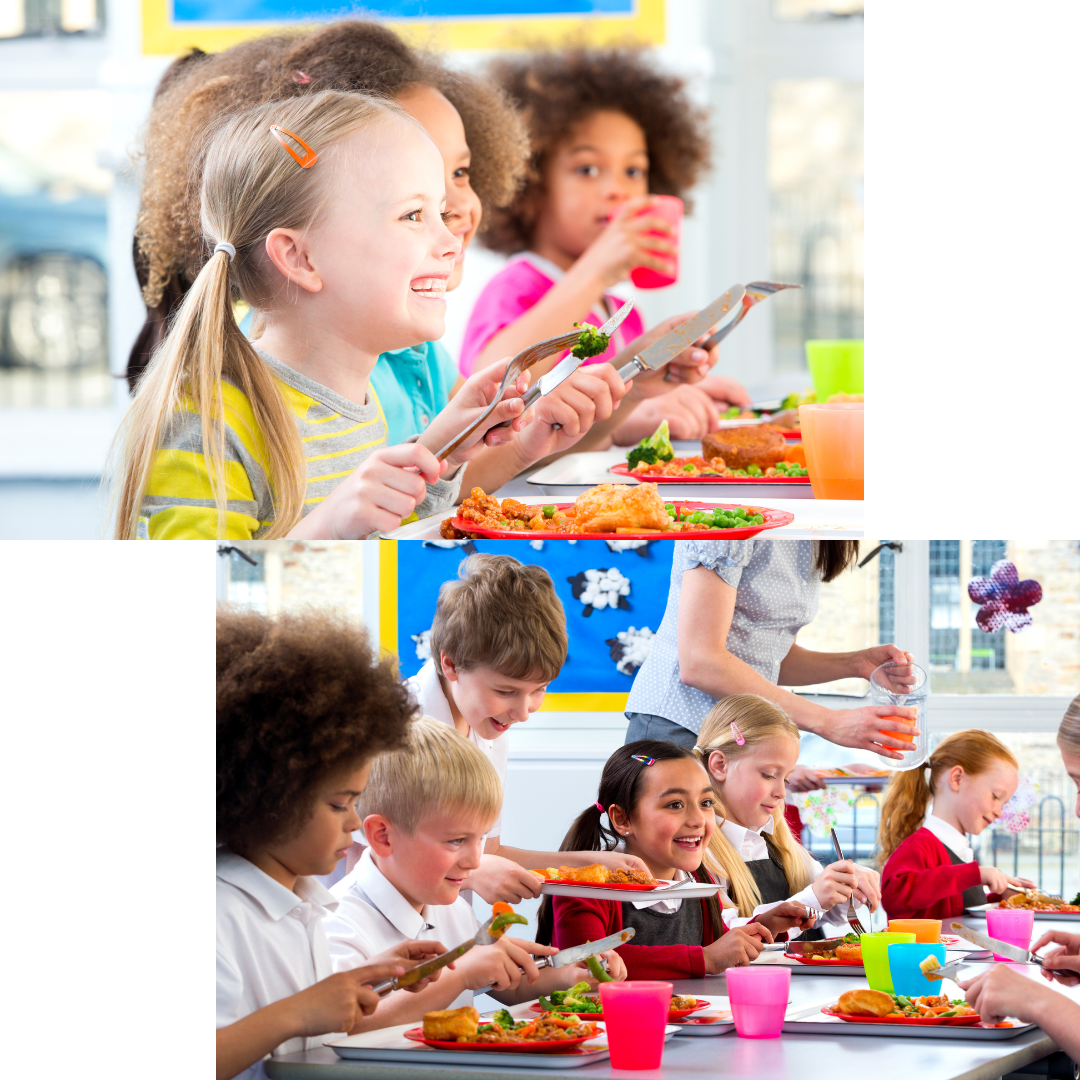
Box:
269 125 318 169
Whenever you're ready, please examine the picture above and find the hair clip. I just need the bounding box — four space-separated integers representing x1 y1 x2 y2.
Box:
630 754 655 766
269 125 318 169
292 70 312 85
595 801 605 813
730 721 745 746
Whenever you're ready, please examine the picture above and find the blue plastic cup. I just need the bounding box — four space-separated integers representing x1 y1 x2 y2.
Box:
888 942 946 997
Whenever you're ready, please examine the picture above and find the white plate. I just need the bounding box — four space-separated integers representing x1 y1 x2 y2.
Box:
670 995 735 1036
540 879 722 902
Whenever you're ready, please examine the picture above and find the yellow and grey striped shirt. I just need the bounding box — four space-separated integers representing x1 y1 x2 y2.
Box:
138 351 463 540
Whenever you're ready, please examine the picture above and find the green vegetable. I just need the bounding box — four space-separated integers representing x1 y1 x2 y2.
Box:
733 469 747 477
939 1010 958 1017
683 464 695 472
571 323 611 359
586 955 613 982
493 1008 516 1029
723 405 742 419
490 911 529 936
747 465 762 477
626 445 659 470
542 504 556 519
1072 892 1080 905
626 420 674 470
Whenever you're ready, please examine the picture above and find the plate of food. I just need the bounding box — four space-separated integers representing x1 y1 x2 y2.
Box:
528 987 710 1022
822 989 981 1026
999 890 1080 914
406 1007 601 1053
440 485 794 541
785 934 863 966
530 864 659 890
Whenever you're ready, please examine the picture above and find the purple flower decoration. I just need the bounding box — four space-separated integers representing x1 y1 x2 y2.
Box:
967 559 1042 633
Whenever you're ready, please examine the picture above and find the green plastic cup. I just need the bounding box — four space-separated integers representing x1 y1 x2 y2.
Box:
805 340 864 401
860 932 915 993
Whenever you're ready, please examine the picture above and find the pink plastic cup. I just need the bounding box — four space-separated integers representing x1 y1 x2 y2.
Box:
725 966 791 1038
598 980 672 1069
629 195 682 289
986 907 1035 961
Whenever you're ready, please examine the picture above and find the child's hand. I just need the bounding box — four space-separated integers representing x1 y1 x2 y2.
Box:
561 949 628 987
289 443 447 539
572 195 678 291
754 901 818 936
1034 933 1080 984
980 865 1032 896
849 864 882 911
368 939 449 992
466 853 543 904
458 936 560 992
612 387 720 446
417 356 533 467
811 860 859 909
703 923 773 974
785 765 827 793
286 962 406 1037
959 963 1048 1025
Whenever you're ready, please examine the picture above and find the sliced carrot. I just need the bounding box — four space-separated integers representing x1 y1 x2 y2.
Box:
783 445 807 466
491 902 514 916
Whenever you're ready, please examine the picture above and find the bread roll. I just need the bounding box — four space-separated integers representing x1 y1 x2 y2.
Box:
423 1007 480 1041
836 989 895 1017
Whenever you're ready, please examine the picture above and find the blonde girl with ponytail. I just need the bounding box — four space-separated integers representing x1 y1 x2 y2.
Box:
111 90 535 540
696 695 882 938
878 729 1032 920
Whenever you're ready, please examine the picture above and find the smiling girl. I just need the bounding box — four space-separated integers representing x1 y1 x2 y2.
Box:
111 90 534 540
878 730 1033 920
538 741 777 978
695 696 880 939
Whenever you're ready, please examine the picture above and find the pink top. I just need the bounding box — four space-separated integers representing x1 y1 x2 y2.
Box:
459 252 646 377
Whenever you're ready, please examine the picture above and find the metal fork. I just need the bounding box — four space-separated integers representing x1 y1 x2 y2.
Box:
830 827 868 935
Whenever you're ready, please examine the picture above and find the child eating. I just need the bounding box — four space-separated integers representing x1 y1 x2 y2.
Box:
216 609 444 1080
878 729 1033 919
695 695 881 937
324 717 626 1031
539 740 779 978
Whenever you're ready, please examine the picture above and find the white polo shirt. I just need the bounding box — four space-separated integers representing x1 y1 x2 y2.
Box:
325 847 480 1010
216 849 343 1080
406 659 507 839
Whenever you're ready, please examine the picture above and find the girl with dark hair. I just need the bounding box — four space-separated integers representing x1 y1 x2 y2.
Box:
538 741 808 979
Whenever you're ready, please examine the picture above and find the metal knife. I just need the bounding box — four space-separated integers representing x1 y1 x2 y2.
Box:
369 916 497 997
534 927 636 970
613 286 745 383
700 280 802 351
948 922 1043 965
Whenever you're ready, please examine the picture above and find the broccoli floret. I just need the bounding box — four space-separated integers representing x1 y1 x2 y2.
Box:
571 323 611 359
493 1009 515 1029
648 419 675 461
626 446 659 470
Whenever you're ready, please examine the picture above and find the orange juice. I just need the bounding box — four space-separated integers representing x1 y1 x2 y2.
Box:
880 715 915 743
798 403 863 500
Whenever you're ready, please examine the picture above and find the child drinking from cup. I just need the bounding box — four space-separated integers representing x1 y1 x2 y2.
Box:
878 730 1033 920
465 46 750 445
695 695 881 937
538 741 779 978
216 609 444 1080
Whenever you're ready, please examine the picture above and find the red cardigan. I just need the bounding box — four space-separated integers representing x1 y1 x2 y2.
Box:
551 873 723 979
881 827 994 920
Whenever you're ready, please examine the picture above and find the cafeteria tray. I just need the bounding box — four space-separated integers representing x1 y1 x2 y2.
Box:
966 903 1080 920
782 1004 1036 1040
540 880 722 902
814 773 891 785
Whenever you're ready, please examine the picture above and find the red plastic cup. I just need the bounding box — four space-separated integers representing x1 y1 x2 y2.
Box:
986 907 1035 961
725 966 791 1038
598 980 672 1068
629 195 682 289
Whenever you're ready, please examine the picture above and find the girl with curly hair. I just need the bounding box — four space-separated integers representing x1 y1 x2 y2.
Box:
216 608 445 1080
464 46 751 447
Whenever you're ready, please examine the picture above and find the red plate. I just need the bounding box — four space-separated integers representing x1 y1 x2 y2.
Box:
529 998 711 1023
787 953 863 967
450 503 795 541
609 463 811 485
820 1007 980 1027
780 430 802 441
403 1027 600 1053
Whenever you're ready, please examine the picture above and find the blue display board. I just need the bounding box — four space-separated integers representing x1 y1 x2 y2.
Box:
395 540 674 697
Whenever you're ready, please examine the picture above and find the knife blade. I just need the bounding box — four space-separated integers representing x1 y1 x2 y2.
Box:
948 922 1042 965
700 280 802 351
535 928 636 970
614 286 745 383
370 916 497 997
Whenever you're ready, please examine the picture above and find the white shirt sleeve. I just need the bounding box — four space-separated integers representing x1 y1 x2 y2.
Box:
216 949 244 1029
323 908 377 973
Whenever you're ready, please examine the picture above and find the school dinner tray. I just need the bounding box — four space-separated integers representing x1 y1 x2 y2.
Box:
540 879 723 902
965 902 1080 920
782 1003 1036 1040
608 463 812 485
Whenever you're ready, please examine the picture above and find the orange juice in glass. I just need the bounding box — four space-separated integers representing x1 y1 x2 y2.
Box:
798 403 863 500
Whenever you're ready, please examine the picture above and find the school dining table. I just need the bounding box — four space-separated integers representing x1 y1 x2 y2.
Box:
264 914 1078 1080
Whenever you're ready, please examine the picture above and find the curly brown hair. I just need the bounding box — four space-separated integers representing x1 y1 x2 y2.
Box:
481 46 713 255
129 19 529 388
216 606 414 855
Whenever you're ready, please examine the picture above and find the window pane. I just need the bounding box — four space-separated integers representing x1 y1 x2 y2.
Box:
769 79 864 373
928 540 1080 694
226 549 267 612
772 0 863 20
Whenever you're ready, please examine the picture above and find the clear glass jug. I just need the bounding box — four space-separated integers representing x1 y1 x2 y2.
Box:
871 660 929 771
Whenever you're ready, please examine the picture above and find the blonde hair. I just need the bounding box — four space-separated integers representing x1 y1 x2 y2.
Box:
110 89 417 539
875 729 1018 866
429 554 568 681
357 715 502 833
694 695 810 916
1057 694 1080 758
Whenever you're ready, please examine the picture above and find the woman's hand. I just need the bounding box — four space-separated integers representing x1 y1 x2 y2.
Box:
417 356 533 467
585 850 653 876
367 940 449 993
754 901 818 936
288 443 446 540
703 923 774 974
465 854 543 905
810 860 860 909
785 765 826 793
848 644 916 683
816 706 919 760
980 865 1034 897
571 195 677 291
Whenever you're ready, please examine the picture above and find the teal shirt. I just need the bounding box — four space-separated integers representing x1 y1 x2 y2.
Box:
237 311 458 446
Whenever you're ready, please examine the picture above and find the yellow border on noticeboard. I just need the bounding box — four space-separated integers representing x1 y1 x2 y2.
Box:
377 541 629 713
142 0 664 56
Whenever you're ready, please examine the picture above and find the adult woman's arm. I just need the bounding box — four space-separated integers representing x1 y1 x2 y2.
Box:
676 566 916 758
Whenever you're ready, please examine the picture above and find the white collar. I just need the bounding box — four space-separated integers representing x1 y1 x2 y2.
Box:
718 815 775 845
350 847 437 938
216 849 338 921
510 250 566 283
924 814 974 862
409 660 494 750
